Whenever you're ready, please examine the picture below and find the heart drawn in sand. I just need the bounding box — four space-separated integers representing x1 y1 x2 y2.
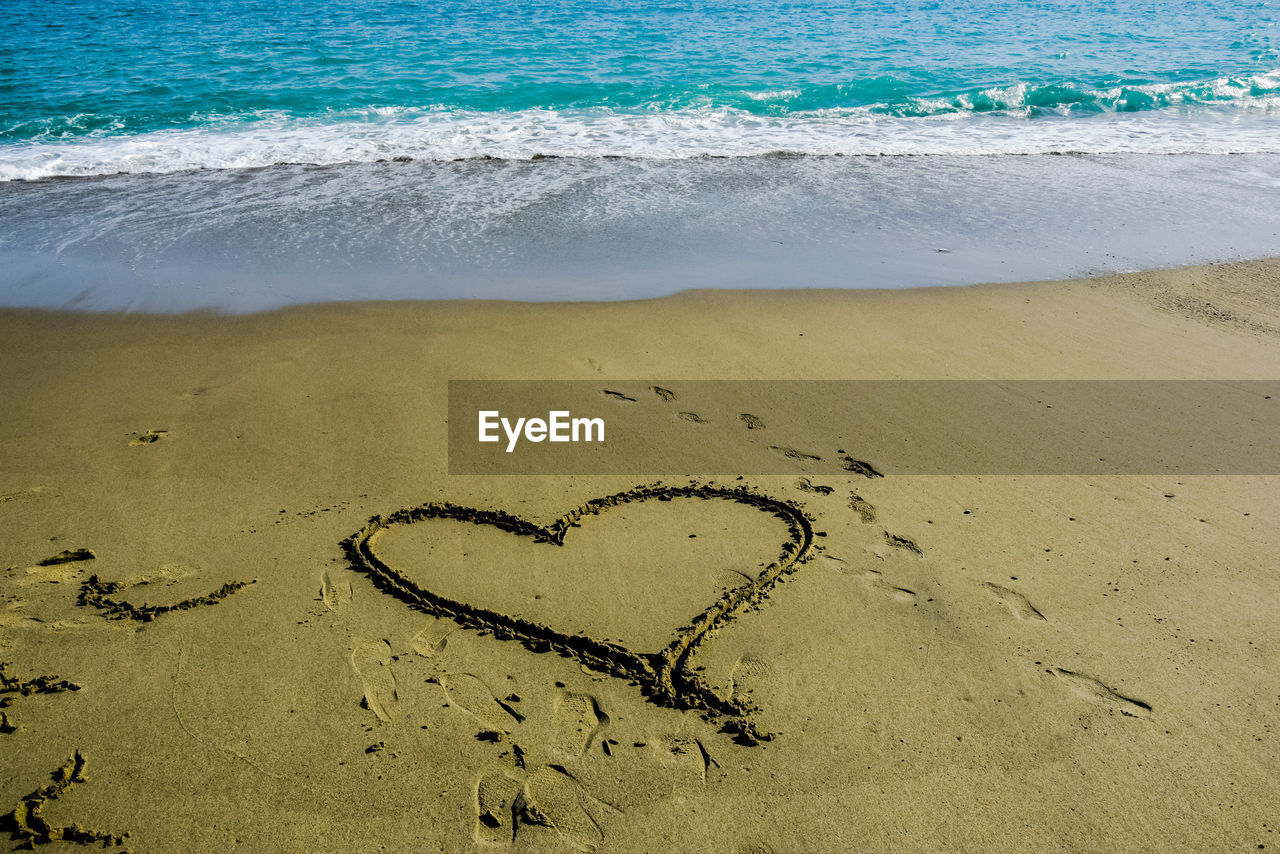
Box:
341 483 816 743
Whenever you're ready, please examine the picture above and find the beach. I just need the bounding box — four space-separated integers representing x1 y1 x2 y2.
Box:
5 0 1280 849
2 259 1278 851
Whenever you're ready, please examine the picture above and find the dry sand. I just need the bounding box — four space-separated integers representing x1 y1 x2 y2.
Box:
1 259 1278 852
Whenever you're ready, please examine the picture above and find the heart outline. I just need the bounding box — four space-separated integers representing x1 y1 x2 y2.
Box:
341 482 816 743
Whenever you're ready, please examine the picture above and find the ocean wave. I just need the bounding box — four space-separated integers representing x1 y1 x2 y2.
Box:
3 93 1280 181
871 70 1280 117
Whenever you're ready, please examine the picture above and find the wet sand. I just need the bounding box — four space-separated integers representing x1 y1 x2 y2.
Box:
2 259 1278 852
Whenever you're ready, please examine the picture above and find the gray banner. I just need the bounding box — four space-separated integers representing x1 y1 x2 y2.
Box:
447 380 1280 475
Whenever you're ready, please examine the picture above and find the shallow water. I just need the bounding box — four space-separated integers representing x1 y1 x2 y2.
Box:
1 153 1277 313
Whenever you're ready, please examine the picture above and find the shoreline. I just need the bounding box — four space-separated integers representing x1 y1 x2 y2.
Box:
1 257 1278 354
6 146 1280 186
4 153 1280 313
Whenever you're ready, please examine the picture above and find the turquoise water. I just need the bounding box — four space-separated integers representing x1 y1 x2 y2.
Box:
2 0 1279 310
2 0 1280 176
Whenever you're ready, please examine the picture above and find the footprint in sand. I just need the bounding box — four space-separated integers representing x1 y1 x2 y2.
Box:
474 763 614 851
982 582 1046 622
726 653 772 703
651 386 676 402
21 550 95 587
676 411 708 424
861 568 917 602
838 453 883 478
0 486 48 505
553 691 609 760
436 673 525 731
474 768 523 844
794 477 833 495
351 640 399 722
644 734 716 784
883 531 923 556
128 429 169 446
601 389 636 402
38 549 96 567
410 621 455 659
738 413 765 430
515 765 613 851
769 446 822 462
818 553 850 574
1049 667 1151 718
849 493 876 524
461 683 731 850
319 569 352 611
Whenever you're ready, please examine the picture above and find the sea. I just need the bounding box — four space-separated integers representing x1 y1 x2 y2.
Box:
2 0 1279 311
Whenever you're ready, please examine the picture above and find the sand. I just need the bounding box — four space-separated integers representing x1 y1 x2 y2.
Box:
1 259 1278 852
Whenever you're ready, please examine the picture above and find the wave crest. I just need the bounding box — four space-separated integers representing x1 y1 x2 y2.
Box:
3 70 1280 181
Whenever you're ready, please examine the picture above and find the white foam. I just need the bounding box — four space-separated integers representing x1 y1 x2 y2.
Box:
3 101 1280 181
4 150 1280 312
